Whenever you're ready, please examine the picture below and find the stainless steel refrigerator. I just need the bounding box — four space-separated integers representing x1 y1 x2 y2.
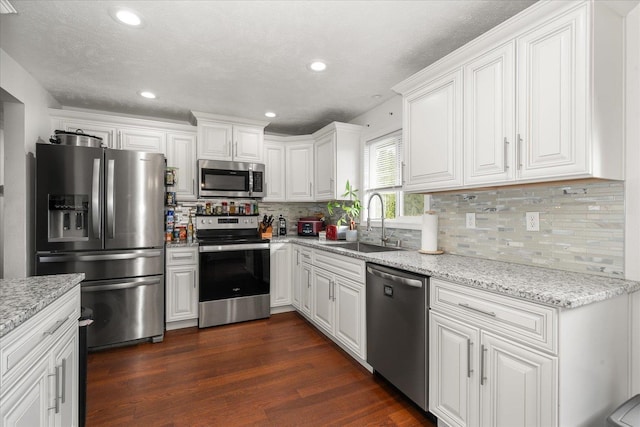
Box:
35 143 165 349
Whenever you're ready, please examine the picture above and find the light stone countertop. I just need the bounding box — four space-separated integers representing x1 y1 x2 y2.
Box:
274 237 640 309
165 241 199 249
0 273 85 338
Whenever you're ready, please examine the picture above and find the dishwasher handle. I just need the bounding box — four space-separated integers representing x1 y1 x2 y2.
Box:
366 266 423 288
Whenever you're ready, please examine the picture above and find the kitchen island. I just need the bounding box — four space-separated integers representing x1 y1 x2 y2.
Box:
0 273 83 426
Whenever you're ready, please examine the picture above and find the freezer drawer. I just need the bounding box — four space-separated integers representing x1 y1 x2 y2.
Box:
81 275 164 349
36 249 164 281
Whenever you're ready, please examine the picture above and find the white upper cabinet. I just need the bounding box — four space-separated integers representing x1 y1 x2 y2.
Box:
192 111 268 162
263 138 287 202
403 69 464 191
118 127 166 154
393 1 624 192
464 42 516 186
285 141 314 201
166 132 198 201
312 122 362 201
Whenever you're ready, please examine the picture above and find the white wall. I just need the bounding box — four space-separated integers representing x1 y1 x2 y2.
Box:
0 49 60 278
349 95 402 142
624 3 640 395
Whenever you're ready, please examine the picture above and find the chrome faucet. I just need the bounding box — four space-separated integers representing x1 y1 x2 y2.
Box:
367 192 388 246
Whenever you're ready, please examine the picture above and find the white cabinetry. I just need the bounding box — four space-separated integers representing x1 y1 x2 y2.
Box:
165 246 199 330
270 243 292 310
291 245 313 317
0 286 81 427
192 112 268 162
429 276 629 427
263 139 286 202
285 142 314 201
50 109 196 156
304 249 367 361
393 1 624 192
312 122 362 201
402 70 463 191
166 132 198 201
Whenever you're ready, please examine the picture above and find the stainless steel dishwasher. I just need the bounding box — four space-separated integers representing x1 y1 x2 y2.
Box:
366 263 428 411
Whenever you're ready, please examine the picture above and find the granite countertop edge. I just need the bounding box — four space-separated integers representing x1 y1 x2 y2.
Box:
0 273 85 338
273 236 640 309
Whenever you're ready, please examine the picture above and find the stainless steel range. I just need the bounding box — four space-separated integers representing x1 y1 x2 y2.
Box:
196 215 270 328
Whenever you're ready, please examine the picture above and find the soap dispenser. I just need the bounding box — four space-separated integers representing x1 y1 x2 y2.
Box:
278 215 287 236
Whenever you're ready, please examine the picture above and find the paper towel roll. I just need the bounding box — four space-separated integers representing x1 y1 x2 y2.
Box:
421 211 438 252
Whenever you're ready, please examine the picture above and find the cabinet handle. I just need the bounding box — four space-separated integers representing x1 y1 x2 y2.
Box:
43 317 69 336
467 339 473 378
234 141 238 157
192 179 196 195
296 250 300 266
48 366 61 413
61 359 66 404
307 270 311 287
401 161 406 185
480 344 487 386
172 254 194 260
309 182 312 195
517 133 523 170
329 280 334 301
117 130 122 149
504 137 509 171
458 303 496 317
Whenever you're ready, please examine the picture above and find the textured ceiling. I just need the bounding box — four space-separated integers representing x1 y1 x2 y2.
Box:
0 0 536 135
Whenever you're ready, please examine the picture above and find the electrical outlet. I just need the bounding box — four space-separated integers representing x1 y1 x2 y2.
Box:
526 212 540 232
466 213 476 229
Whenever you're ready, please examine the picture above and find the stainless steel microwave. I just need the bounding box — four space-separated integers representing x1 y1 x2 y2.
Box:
198 159 265 198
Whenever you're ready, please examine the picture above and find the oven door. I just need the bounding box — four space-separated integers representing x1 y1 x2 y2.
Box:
198 242 270 301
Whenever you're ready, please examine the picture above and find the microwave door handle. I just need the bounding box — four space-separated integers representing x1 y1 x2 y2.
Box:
91 158 101 239
106 159 115 239
249 167 253 197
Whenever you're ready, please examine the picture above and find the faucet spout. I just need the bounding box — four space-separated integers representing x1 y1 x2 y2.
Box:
367 192 387 245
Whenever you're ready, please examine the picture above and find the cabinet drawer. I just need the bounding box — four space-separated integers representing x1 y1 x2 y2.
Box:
166 247 198 266
430 278 557 353
1 286 80 390
314 250 365 283
294 245 313 265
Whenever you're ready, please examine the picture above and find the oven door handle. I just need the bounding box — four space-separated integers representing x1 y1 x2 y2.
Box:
199 243 270 252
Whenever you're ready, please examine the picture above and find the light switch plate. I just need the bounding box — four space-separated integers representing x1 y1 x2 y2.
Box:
466 213 476 229
526 212 540 231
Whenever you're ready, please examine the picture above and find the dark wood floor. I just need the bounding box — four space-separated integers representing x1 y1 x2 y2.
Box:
87 311 436 426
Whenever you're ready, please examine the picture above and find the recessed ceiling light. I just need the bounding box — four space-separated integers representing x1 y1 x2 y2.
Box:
372 94 382 99
309 61 327 72
139 91 156 99
265 112 277 118
110 7 144 27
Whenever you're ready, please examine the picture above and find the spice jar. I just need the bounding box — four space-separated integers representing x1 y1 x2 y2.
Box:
229 201 236 214
222 201 228 214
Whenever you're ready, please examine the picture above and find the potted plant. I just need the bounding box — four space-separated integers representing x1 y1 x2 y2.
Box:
327 180 361 241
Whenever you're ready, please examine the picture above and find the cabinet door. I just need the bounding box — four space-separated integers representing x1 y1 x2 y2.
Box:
166 265 198 322
314 133 335 201
166 132 197 201
286 143 314 201
464 42 516 187
52 325 78 427
233 125 263 162
270 243 292 307
61 121 117 149
300 262 313 317
198 122 233 160
334 276 365 358
516 5 587 180
291 247 302 310
480 332 557 427
263 142 286 202
118 127 166 154
312 268 334 335
430 312 480 427
403 69 463 191
0 356 50 427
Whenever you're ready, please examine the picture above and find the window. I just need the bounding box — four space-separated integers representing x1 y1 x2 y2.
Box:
363 130 423 221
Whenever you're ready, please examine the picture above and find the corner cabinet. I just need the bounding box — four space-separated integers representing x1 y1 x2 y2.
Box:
165 246 199 330
291 245 313 317
429 277 629 427
263 140 287 202
270 243 292 309
312 122 363 201
192 111 268 163
285 142 314 202
0 286 81 427
393 1 625 192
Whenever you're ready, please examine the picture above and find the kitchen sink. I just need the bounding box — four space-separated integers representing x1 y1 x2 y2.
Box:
332 241 403 253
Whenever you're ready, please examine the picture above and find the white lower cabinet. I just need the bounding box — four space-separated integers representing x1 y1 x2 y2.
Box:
0 286 80 427
270 243 292 309
291 245 313 317
165 247 199 329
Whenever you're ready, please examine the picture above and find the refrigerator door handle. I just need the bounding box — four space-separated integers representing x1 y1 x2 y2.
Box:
82 276 163 292
38 250 163 263
92 158 101 239
106 159 115 239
